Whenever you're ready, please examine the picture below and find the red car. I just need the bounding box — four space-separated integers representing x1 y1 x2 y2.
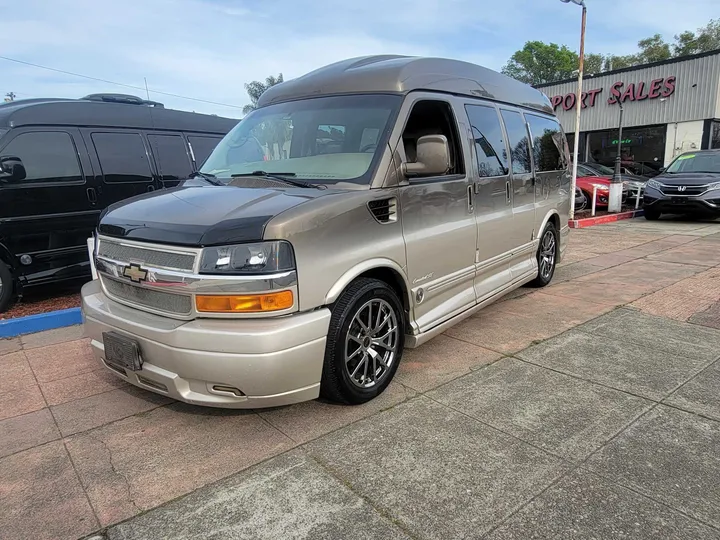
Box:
576 175 628 208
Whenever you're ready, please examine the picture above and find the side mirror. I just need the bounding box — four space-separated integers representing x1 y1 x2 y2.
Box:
658 167 666 173
402 134 451 178
0 156 26 182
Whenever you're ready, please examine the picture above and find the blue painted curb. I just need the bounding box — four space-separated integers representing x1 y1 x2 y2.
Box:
0 308 82 338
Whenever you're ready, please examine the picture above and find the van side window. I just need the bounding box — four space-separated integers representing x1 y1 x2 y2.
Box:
1 131 82 184
188 136 223 167
465 105 508 177
92 132 152 183
403 100 464 176
500 111 532 175
147 134 193 181
526 115 566 171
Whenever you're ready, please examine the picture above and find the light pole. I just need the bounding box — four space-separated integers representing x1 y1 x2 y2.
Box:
608 101 624 212
561 0 586 220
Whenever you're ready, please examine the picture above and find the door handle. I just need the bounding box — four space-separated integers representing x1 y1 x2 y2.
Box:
506 181 511 203
467 185 474 213
86 188 97 205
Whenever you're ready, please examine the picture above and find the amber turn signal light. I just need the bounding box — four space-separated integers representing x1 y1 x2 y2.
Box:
196 290 294 313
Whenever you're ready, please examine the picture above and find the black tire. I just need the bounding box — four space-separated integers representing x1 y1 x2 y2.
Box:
644 208 661 220
320 278 405 405
0 261 14 313
529 222 558 288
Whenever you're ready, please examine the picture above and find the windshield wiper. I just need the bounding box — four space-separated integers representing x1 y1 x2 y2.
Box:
231 170 324 189
188 171 224 186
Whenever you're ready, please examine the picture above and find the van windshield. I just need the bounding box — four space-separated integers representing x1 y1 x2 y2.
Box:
201 94 401 185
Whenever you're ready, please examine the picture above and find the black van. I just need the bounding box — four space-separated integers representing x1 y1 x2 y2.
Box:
0 94 238 312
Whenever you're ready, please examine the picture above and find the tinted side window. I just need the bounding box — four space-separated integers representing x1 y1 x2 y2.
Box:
527 115 565 172
1 131 82 183
500 111 532 175
147 134 193 181
92 132 152 183
188 136 222 166
465 105 508 177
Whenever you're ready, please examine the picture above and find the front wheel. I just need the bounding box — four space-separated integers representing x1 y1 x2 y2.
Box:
0 261 14 313
644 207 661 220
529 222 558 288
320 278 405 405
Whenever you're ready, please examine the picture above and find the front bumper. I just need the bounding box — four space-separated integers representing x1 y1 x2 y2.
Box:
81 280 331 408
643 191 720 216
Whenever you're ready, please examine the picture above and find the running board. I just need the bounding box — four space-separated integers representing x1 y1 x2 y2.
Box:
404 271 537 349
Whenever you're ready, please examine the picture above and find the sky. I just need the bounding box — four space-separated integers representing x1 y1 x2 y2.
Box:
1 0 716 119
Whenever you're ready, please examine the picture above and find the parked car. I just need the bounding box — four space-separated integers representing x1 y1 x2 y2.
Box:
82 55 571 409
576 175 628 208
0 94 238 311
642 149 720 220
578 162 646 203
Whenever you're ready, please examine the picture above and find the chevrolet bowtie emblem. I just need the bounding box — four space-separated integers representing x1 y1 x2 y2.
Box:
123 264 148 283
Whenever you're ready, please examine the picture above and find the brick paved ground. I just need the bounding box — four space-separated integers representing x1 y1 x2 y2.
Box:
1 217 719 540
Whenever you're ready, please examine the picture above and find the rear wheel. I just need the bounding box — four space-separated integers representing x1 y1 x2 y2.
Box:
644 208 661 220
0 261 14 313
530 222 558 288
320 278 404 405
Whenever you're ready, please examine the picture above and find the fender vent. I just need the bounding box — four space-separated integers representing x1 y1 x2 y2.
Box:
368 197 398 224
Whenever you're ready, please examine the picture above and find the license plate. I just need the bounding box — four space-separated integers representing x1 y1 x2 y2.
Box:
103 332 143 371
671 197 687 204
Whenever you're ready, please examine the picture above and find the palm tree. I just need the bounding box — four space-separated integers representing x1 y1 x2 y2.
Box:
242 74 284 115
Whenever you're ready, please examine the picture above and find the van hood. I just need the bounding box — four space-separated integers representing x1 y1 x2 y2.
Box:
98 185 330 246
655 172 720 186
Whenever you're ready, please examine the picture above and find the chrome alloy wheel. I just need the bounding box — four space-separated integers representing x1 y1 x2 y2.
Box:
539 229 556 281
344 298 399 389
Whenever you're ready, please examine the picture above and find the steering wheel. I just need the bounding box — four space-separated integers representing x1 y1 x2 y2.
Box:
360 143 378 153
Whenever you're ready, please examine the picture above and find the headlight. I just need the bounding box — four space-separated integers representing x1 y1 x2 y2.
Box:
590 183 609 191
646 179 663 190
708 181 720 191
199 241 295 274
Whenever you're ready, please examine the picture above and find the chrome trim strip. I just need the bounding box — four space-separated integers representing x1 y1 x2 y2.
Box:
97 235 202 272
656 182 714 197
95 257 297 294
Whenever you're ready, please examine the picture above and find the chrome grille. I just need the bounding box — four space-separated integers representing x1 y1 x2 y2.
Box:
98 240 196 271
661 185 706 196
102 277 192 315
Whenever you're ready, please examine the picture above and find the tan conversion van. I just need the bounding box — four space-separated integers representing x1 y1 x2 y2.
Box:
81 55 571 408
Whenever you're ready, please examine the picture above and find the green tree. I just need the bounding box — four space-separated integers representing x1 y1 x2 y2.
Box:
584 53 605 75
242 74 284 115
501 41 579 85
637 34 672 63
673 19 720 56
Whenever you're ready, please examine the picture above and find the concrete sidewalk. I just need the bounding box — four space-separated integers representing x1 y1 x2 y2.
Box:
2 218 720 540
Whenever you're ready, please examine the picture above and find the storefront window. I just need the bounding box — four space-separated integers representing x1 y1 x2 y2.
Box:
711 121 720 149
586 125 665 175
565 132 587 163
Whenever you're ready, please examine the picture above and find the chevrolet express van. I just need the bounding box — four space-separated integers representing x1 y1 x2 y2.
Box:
0 94 237 312
81 56 571 408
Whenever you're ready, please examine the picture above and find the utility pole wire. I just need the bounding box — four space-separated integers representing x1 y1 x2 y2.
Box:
0 55 244 110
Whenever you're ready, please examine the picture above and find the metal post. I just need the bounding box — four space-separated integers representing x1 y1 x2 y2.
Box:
591 186 597 217
609 102 624 212
567 2 586 221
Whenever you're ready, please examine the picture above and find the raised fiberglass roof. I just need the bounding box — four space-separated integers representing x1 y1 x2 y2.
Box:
257 55 554 114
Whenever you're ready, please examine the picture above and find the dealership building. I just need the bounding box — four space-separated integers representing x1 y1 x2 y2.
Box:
537 49 720 173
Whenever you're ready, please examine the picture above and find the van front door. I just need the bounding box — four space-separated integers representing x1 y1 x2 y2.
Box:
0 127 99 285
397 97 477 334
500 109 537 280
81 129 159 208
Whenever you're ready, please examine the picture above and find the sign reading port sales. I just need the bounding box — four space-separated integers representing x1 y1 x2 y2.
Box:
548 76 676 111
